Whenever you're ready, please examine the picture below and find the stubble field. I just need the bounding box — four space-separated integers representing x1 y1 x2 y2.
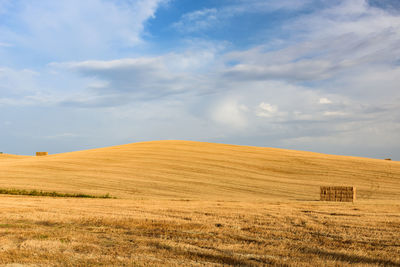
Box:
0 140 399 266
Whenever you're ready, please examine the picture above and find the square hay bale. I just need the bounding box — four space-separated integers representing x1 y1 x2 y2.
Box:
36 152 48 156
320 186 355 202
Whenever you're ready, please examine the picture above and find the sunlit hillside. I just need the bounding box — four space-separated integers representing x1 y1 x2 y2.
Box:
0 140 399 200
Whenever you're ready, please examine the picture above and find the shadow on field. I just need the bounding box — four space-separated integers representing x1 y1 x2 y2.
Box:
301 210 361 217
302 247 400 266
148 240 281 266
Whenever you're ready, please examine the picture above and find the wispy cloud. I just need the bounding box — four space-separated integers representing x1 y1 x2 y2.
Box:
0 0 165 62
172 0 313 34
172 8 218 33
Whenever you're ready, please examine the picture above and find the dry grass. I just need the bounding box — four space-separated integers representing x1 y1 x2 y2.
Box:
0 140 399 265
0 196 399 266
0 140 399 200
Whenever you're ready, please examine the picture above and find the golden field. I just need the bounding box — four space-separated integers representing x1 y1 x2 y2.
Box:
0 140 399 266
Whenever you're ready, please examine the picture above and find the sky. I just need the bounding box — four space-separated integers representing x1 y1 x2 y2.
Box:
0 0 399 159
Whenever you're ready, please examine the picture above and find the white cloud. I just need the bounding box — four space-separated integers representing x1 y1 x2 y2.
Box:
0 67 39 95
319 98 332 104
50 56 206 107
288 0 400 39
1 0 400 159
211 99 248 129
223 60 335 82
221 1 400 84
323 111 347 116
256 102 278 118
0 0 165 61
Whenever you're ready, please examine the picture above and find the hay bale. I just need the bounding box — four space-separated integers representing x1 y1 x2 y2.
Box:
320 186 355 202
36 152 48 156
385 158 392 161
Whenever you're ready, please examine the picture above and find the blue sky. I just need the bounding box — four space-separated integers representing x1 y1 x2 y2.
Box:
1 0 400 159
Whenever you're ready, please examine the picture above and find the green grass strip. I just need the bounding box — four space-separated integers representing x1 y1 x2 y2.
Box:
0 188 115 199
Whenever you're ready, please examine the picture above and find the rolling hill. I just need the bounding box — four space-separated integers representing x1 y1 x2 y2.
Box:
0 140 399 200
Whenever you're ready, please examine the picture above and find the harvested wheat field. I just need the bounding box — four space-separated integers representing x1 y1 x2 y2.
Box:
0 140 399 266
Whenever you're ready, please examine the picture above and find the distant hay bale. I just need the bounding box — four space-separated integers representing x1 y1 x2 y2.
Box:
320 186 356 202
385 158 392 161
36 152 48 156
